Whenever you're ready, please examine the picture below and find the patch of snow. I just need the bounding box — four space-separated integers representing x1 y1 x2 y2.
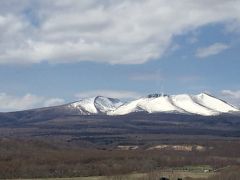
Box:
94 96 123 113
194 93 239 113
139 96 184 113
170 94 218 116
107 98 145 115
70 97 98 114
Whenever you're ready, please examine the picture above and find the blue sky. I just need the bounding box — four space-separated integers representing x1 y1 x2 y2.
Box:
0 0 240 111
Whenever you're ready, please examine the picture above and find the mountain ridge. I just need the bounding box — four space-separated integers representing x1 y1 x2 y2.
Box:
65 93 239 116
0 93 239 116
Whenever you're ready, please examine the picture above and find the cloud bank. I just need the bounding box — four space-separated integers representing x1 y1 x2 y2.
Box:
75 90 142 99
221 90 240 107
0 0 240 64
0 93 65 112
196 43 230 58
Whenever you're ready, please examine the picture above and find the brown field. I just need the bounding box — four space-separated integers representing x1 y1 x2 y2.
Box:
0 138 240 179
0 113 240 179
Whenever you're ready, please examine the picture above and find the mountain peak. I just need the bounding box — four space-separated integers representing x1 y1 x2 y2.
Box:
147 93 168 98
69 96 123 115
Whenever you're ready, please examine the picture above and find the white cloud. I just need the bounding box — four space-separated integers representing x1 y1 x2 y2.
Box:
221 90 240 99
196 43 230 58
0 0 240 64
0 93 43 111
221 90 240 107
0 93 65 112
75 90 142 99
44 98 65 107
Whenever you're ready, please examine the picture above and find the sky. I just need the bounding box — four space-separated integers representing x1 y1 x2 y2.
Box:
0 0 240 112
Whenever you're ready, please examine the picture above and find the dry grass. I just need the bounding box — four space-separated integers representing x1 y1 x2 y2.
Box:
0 138 240 179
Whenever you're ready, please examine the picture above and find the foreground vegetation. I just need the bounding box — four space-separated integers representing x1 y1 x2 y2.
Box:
0 138 240 179
0 113 240 179
10 166 240 180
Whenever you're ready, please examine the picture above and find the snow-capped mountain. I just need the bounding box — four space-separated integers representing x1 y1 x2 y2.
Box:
68 93 239 116
68 96 123 115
